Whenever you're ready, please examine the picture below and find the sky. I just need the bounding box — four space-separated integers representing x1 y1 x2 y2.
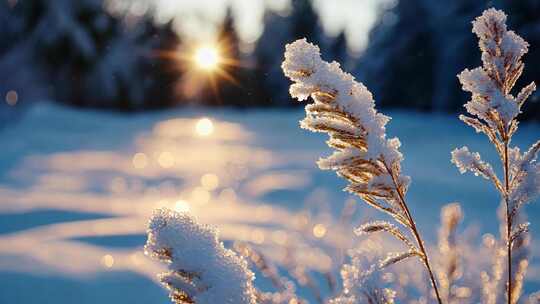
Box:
146 0 389 52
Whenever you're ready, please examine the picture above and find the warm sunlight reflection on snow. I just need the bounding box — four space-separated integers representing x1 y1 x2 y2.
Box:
250 229 265 244
157 151 175 168
195 117 214 136
200 173 219 190
101 254 114 268
0 112 351 285
312 223 327 238
174 199 190 213
132 152 148 169
191 187 211 204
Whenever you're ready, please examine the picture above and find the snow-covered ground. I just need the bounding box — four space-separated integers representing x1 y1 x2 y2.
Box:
0 103 539 303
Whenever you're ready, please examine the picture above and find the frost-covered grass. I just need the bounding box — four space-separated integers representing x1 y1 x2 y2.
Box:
275 8 539 303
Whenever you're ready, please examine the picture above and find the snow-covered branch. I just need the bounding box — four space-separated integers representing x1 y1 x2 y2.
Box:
144 208 257 304
282 38 442 303
453 8 539 304
282 38 410 227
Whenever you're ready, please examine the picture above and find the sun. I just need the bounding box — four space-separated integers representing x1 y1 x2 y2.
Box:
194 46 220 70
154 41 240 99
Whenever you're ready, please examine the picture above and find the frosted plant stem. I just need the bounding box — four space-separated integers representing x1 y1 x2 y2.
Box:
451 8 539 304
383 161 443 304
504 141 512 304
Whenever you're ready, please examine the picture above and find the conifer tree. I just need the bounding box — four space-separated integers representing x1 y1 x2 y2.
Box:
359 0 436 110
211 7 255 107
329 31 349 69
254 0 326 107
0 0 183 110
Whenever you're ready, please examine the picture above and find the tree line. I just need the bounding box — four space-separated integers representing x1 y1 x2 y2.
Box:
0 0 348 111
0 0 538 120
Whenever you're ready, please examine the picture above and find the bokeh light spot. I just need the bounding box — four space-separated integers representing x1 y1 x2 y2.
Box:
132 152 148 169
175 199 190 213
101 254 114 268
158 151 175 168
5 90 18 106
201 173 219 190
312 224 327 238
195 118 214 136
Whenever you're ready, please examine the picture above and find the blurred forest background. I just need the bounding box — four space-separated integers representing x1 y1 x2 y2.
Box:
0 0 539 119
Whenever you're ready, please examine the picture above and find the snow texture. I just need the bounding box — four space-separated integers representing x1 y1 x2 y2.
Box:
329 248 396 304
451 10 539 303
145 208 256 304
282 39 411 226
458 8 534 128
454 8 539 212
451 146 497 181
510 142 540 208
282 39 402 165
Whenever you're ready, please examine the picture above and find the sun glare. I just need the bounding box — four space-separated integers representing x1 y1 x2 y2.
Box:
194 46 220 70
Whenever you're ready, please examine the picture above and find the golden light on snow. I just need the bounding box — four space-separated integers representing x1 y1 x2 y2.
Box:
101 254 115 268
174 199 191 213
195 118 214 136
132 152 148 169
271 230 288 245
156 199 170 208
201 173 219 190
158 151 175 168
312 224 327 238
110 177 127 193
482 233 496 248
455 287 472 298
218 188 236 203
191 187 210 204
5 90 18 106
194 45 220 70
129 253 142 266
251 229 265 244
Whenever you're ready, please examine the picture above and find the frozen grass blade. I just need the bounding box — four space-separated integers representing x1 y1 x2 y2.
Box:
282 38 443 304
454 8 539 304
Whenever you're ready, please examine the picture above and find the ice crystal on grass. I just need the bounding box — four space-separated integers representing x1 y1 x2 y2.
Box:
144 208 256 304
458 8 534 128
510 141 540 209
283 38 442 303
451 146 501 190
329 250 396 304
282 39 410 227
453 8 540 304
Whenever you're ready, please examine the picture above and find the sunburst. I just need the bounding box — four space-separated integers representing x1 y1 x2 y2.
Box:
154 38 243 102
194 46 219 70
